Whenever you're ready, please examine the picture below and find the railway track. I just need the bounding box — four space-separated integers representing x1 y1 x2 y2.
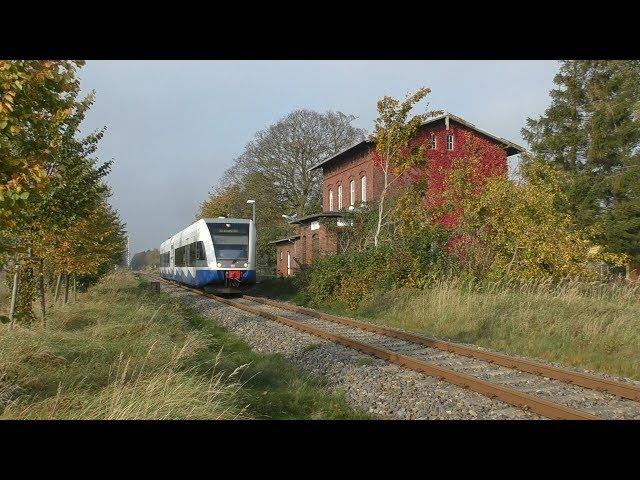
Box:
147 274 640 420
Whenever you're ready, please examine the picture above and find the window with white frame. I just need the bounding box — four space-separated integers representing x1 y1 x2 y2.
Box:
337 184 343 210
446 134 454 150
349 180 355 206
280 251 282 260
329 189 334 211
361 175 366 202
430 133 437 149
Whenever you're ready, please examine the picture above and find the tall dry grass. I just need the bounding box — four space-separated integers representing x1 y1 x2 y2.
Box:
355 278 640 379
0 270 365 419
0 271 246 419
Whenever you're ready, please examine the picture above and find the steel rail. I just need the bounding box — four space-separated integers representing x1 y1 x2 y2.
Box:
157 278 597 420
214 293 598 420
243 294 640 403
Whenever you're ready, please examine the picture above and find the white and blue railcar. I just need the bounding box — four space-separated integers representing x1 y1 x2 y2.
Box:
159 218 256 288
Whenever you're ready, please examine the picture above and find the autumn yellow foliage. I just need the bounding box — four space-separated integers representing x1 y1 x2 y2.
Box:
449 158 628 280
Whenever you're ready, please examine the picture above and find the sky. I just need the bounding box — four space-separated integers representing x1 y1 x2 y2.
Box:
77 60 560 255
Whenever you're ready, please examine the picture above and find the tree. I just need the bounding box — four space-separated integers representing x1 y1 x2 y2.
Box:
370 88 440 246
439 156 626 281
522 60 640 265
130 249 160 271
232 109 365 216
1 61 123 323
199 109 365 274
0 61 83 250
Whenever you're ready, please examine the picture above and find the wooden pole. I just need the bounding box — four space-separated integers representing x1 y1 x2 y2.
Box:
64 273 69 304
9 267 19 328
39 258 46 326
73 275 77 302
54 273 62 305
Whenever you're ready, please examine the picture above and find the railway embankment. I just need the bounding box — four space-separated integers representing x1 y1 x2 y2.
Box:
0 270 365 419
256 277 640 382
152 275 640 419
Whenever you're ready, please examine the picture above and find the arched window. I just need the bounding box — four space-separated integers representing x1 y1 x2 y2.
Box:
349 180 355 206
337 184 343 210
361 176 367 202
329 189 334 211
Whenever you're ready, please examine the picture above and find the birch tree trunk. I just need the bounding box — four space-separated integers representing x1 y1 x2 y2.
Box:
374 161 389 247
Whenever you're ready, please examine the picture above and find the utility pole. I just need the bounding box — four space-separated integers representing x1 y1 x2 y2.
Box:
127 235 131 269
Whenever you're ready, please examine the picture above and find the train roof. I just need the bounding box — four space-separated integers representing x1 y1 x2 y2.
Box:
201 217 251 223
160 217 253 249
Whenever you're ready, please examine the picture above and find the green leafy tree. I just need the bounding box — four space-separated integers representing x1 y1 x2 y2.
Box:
1 61 122 323
0 61 82 242
522 60 640 266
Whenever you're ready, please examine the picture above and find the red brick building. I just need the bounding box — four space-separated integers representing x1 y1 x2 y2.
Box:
272 113 524 276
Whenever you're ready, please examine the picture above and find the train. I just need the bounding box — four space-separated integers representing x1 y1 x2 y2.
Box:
159 217 256 293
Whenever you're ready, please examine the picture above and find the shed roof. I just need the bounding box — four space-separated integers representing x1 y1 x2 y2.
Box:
268 234 301 245
286 212 343 225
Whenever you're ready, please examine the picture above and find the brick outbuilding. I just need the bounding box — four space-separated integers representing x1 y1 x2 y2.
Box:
272 112 525 276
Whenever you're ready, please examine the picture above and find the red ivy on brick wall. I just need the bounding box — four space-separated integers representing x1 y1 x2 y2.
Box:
372 124 508 258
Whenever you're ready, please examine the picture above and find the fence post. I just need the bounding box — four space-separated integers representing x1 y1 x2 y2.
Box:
39 258 46 326
64 273 69 304
9 267 19 328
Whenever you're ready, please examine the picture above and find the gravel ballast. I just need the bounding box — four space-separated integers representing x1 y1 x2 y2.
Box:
153 278 540 419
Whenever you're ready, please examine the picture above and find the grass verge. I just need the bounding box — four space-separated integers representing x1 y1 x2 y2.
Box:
0 271 368 419
257 277 640 380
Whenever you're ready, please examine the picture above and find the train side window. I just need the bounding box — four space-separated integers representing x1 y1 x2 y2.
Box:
175 246 186 267
196 241 206 261
189 242 197 266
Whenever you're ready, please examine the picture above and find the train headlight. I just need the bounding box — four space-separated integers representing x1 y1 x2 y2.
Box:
217 262 222 267
244 262 248 268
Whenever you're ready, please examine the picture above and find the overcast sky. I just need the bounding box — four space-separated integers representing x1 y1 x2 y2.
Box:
77 60 559 255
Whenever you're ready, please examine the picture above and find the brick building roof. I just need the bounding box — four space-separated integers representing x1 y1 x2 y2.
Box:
308 112 526 172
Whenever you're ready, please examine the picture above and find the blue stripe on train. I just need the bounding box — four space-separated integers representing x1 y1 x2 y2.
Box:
160 268 256 287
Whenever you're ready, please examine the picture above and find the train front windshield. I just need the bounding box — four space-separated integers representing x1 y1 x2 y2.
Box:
207 222 249 262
